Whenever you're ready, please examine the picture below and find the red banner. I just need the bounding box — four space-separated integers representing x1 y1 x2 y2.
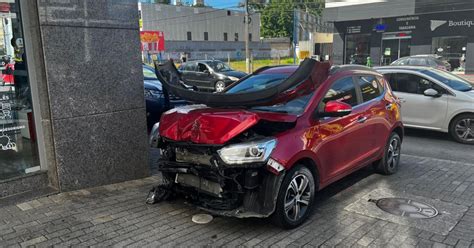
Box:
140 31 165 53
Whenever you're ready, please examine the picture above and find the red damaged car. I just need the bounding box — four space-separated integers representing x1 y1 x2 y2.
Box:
148 59 403 228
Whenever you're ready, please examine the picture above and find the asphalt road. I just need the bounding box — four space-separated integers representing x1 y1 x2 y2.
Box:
403 128 474 164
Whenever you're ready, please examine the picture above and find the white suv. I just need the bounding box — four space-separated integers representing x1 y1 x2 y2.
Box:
376 66 474 144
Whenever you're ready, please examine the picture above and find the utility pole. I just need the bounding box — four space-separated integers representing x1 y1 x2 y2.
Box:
244 0 251 73
293 9 298 65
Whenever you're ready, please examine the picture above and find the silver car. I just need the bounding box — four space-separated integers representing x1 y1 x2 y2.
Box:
376 66 474 144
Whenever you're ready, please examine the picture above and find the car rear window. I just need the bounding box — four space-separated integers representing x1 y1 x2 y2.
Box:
358 76 383 102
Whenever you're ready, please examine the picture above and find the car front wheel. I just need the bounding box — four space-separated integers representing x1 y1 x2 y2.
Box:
214 81 226 93
450 114 474 144
272 165 315 229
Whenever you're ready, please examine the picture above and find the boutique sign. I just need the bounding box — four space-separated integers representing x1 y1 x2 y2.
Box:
430 19 474 31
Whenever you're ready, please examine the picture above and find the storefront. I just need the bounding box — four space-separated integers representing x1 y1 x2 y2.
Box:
1 1 149 200
0 1 40 181
334 10 474 72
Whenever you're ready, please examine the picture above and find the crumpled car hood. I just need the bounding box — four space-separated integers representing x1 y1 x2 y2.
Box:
159 105 297 144
154 58 330 107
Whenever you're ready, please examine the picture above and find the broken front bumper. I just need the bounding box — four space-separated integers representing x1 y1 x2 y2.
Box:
156 142 285 218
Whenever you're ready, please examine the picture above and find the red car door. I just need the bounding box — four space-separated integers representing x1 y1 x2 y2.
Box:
354 75 391 160
315 76 371 183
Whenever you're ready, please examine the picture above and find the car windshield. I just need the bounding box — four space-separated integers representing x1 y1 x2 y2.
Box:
226 73 288 93
143 66 158 80
250 93 314 115
207 61 232 72
225 72 312 115
423 69 473 92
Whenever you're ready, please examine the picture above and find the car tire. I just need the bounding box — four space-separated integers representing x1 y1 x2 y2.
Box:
449 114 474 145
374 132 401 175
271 164 316 229
214 81 226 93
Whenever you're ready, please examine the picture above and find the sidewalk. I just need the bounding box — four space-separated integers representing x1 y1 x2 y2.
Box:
1 154 473 247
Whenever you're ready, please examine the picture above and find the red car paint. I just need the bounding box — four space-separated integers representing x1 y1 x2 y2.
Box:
159 108 297 145
159 65 402 191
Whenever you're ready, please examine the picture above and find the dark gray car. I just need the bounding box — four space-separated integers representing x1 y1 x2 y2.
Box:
391 55 452 71
178 60 247 92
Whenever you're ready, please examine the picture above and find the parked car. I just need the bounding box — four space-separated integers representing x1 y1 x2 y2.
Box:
391 55 452 71
178 60 247 92
376 66 474 144
149 60 403 228
143 64 187 130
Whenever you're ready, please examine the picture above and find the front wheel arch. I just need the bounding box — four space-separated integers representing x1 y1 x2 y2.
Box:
448 112 474 131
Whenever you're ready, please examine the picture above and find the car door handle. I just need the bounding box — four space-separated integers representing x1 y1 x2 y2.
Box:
357 116 368 123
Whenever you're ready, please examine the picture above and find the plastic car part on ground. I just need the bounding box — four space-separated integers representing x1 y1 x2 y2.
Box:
154 59 331 108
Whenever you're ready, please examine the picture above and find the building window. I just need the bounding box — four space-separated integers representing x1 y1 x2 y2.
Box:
223 32 228 41
235 33 239 41
187 31 192 41
432 36 468 70
249 33 252 42
345 34 370 65
204 32 208 41
0 0 40 180
227 10 231 16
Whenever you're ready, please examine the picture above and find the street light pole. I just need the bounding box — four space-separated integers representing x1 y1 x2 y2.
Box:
245 0 251 73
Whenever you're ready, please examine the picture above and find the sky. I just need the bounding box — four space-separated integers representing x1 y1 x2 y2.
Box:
204 0 242 9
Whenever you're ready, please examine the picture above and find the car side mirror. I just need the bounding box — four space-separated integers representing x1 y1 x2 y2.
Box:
423 88 441 97
319 101 352 118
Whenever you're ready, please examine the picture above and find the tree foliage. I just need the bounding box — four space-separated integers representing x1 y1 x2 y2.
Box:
253 0 324 39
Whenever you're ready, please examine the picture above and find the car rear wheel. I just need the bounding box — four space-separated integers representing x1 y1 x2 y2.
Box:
450 114 474 144
214 81 226 93
272 164 315 229
375 132 401 175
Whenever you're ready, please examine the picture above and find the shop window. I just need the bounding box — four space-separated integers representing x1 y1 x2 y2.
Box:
432 36 467 70
345 34 370 65
1 1 40 180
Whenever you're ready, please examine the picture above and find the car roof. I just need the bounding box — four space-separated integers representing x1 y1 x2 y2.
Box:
374 65 433 72
330 64 378 75
258 65 299 75
185 60 222 64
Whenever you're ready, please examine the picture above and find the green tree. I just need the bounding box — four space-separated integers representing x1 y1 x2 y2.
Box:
256 0 324 40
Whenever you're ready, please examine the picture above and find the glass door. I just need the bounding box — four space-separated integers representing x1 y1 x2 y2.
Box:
381 33 412 65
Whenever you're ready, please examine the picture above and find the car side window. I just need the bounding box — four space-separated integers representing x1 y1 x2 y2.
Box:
408 58 426 66
184 62 196 71
392 73 445 95
197 63 208 72
357 75 383 102
384 73 398 91
322 77 358 107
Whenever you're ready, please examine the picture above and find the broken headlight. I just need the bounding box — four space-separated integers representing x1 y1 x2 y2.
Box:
217 138 277 165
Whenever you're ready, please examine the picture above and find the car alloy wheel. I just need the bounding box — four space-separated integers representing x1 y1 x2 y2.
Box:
454 118 474 143
215 81 226 93
375 132 401 175
387 137 401 170
284 174 311 222
272 165 315 229
450 114 474 144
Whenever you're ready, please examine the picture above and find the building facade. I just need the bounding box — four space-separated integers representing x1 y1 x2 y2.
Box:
1 0 149 200
324 0 474 72
140 3 275 60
